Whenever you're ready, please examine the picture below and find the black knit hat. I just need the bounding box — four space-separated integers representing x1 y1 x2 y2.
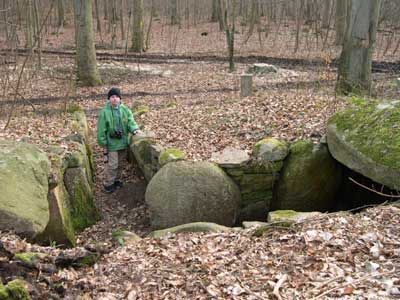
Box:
107 87 122 99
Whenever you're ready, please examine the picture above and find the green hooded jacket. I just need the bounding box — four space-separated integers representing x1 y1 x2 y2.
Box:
97 102 139 151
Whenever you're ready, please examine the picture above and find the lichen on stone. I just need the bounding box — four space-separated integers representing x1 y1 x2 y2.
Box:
329 99 400 170
159 148 185 166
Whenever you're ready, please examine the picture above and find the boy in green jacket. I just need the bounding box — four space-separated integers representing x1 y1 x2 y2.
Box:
97 87 141 193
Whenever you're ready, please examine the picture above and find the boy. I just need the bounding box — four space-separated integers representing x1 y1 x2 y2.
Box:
97 87 141 193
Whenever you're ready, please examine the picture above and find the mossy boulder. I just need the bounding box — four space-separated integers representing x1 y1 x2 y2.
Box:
273 140 341 212
0 140 50 239
149 222 231 238
36 182 76 247
253 138 289 162
159 148 185 167
130 136 161 181
145 161 241 229
63 168 99 232
327 100 400 190
0 279 31 300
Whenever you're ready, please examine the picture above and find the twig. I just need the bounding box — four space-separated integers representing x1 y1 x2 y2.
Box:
273 273 287 300
312 270 394 300
349 177 400 198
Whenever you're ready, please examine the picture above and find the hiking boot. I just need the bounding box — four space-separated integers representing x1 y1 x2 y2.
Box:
114 180 123 188
104 184 116 194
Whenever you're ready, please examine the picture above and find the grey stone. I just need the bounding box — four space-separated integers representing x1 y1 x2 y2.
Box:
212 147 250 168
145 161 241 229
149 222 231 238
0 140 50 239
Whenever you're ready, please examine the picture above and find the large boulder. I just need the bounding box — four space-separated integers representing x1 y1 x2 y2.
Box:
272 140 342 212
64 167 99 232
145 161 241 229
0 140 50 239
327 100 400 190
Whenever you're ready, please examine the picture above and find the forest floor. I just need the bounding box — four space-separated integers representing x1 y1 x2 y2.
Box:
1 21 400 299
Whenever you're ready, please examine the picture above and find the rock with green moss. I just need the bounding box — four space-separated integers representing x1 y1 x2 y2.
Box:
130 137 162 181
327 100 400 190
253 138 289 162
146 161 241 229
67 108 90 147
63 167 100 232
133 105 150 116
149 222 231 238
159 148 185 167
2 279 31 300
14 252 41 268
0 140 50 240
36 182 76 247
112 230 142 246
273 140 341 212
267 210 322 225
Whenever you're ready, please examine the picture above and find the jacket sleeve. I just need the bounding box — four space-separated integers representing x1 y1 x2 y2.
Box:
97 110 108 147
126 108 140 133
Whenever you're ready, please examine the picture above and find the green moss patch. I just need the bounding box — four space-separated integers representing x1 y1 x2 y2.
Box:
133 105 150 116
159 148 186 166
3 279 30 300
329 99 400 169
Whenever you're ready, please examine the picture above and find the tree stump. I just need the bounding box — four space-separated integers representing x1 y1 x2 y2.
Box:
240 74 253 98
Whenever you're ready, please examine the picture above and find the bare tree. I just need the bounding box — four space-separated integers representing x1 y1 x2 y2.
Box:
335 0 347 45
131 0 144 52
219 0 237 72
337 0 381 94
73 0 102 86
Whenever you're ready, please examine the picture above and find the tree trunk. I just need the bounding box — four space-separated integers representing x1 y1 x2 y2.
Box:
131 0 143 52
111 0 117 49
219 0 236 72
119 0 125 40
94 0 103 41
335 0 347 45
211 0 218 22
170 0 179 25
57 0 65 28
337 0 381 94
25 0 34 49
73 0 102 86
322 0 331 29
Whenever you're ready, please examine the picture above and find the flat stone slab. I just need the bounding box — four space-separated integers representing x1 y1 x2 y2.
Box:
268 210 322 224
211 147 250 168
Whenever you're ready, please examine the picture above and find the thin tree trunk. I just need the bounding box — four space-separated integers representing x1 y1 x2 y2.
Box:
322 0 331 29
111 0 117 49
25 0 34 50
145 0 154 51
335 0 347 45
57 0 65 28
170 0 179 25
211 0 218 22
119 0 125 40
94 0 103 41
